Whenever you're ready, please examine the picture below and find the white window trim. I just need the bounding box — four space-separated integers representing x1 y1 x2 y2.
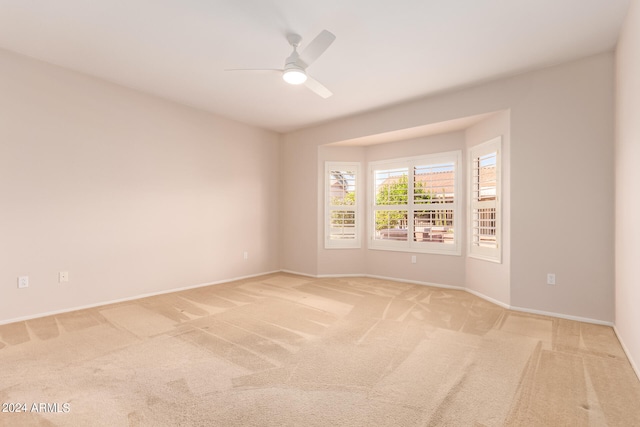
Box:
468 136 502 263
368 151 462 255
324 161 361 249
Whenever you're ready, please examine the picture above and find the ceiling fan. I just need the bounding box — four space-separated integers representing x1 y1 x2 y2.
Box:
227 30 336 98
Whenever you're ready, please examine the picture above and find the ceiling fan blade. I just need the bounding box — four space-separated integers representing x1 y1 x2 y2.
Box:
225 68 282 73
297 30 336 68
304 75 332 98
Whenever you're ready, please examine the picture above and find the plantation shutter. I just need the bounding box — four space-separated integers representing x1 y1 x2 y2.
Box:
469 137 501 262
325 162 360 248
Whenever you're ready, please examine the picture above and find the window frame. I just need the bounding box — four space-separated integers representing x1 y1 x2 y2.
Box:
368 151 462 255
468 137 502 263
324 161 361 249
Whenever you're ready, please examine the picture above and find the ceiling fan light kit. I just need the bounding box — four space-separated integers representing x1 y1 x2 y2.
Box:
283 67 307 85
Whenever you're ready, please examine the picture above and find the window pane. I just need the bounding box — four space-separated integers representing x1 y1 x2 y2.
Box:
329 210 356 240
329 170 356 206
374 210 408 240
414 162 455 204
375 168 408 205
413 210 454 244
472 207 497 248
473 153 496 202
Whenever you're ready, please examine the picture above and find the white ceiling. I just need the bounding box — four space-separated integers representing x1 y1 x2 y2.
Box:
0 0 630 133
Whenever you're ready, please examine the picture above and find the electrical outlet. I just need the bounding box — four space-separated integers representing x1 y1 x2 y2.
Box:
18 276 29 289
243 251 248 261
547 273 556 285
411 255 417 264
59 271 69 283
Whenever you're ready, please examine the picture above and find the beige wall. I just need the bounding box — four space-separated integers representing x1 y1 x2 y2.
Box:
280 137 319 275
0 44 617 327
465 111 511 305
615 0 640 376
0 49 281 323
509 56 614 322
282 53 615 323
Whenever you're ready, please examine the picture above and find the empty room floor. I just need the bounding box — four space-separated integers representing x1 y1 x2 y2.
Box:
1 273 639 426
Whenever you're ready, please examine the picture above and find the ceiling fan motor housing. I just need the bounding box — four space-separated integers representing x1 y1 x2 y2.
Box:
283 39 307 84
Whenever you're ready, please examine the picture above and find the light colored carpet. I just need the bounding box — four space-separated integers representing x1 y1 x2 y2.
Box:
1 273 639 426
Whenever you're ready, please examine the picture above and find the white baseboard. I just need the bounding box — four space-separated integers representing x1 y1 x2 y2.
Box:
281 270 614 327
0 269 616 330
509 304 614 326
285 269 465 290
0 270 280 326
280 269 325 278
317 273 370 278
465 288 511 309
363 274 465 291
614 326 640 382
